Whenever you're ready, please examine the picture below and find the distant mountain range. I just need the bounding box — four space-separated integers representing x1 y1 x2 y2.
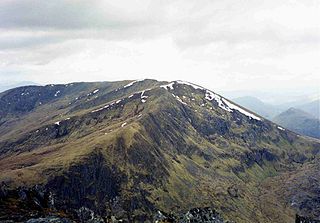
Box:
0 81 39 93
296 99 320 120
0 80 319 222
232 96 281 119
233 96 319 140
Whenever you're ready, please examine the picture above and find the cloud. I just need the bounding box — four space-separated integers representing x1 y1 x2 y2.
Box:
0 0 319 92
0 0 157 29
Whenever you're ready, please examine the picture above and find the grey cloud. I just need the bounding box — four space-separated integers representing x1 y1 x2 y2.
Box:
0 34 64 50
0 0 154 30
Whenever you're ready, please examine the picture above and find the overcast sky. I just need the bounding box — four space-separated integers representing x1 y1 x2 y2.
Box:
0 0 319 92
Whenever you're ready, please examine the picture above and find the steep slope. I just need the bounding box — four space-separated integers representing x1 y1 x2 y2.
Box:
0 80 319 223
232 96 281 119
273 108 320 139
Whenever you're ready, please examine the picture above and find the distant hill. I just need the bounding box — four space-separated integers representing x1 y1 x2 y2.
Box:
296 99 320 120
0 81 39 93
273 107 320 139
232 96 281 119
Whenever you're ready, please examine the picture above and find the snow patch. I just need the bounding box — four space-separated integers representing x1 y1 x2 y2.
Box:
93 89 99 94
171 93 187 105
121 122 127 127
222 98 261 120
140 90 149 98
176 80 204 90
160 82 174 90
140 89 149 103
123 79 144 88
277 126 285 131
54 90 60 97
54 121 60 126
205 90 232 112
204 90 260 120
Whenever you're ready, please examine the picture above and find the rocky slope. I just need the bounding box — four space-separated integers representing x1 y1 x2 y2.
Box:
0 79 319 222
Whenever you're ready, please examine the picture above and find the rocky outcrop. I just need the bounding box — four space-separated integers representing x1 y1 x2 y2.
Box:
154 207 226 223
295 214 320 223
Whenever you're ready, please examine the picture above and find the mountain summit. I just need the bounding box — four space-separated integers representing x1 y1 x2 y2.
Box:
0 79 319 222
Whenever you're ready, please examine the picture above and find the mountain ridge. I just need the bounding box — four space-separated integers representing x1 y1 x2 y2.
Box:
0 79 319 222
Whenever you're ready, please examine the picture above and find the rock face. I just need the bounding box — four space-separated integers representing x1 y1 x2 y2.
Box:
154 208 225 223
26 217 72 223
0 80 319 222
295 214 320 223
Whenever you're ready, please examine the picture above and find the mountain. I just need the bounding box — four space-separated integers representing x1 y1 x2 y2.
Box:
0 81 39 93
232 96 281 119
0 80 319 223
273 108 320 139
296 99 320 120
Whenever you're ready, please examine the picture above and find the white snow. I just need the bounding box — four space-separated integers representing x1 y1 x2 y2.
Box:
128 94 134 98
121 122 127 127
123 79 144 88
176 96 187 105
171 93 187 105
93 89 99 94
222 98 261 120
140 90 149 103
205 90 232 112
277 126 285 131
91 108 104 113
176 80 204 90
160 82 174 90
54 90 60 97
116 99 122 104
204 89 261 120
54 121 60 125
91 103 112 113
140 90 149 99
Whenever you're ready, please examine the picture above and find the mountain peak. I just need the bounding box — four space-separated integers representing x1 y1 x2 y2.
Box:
0 79 319 222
